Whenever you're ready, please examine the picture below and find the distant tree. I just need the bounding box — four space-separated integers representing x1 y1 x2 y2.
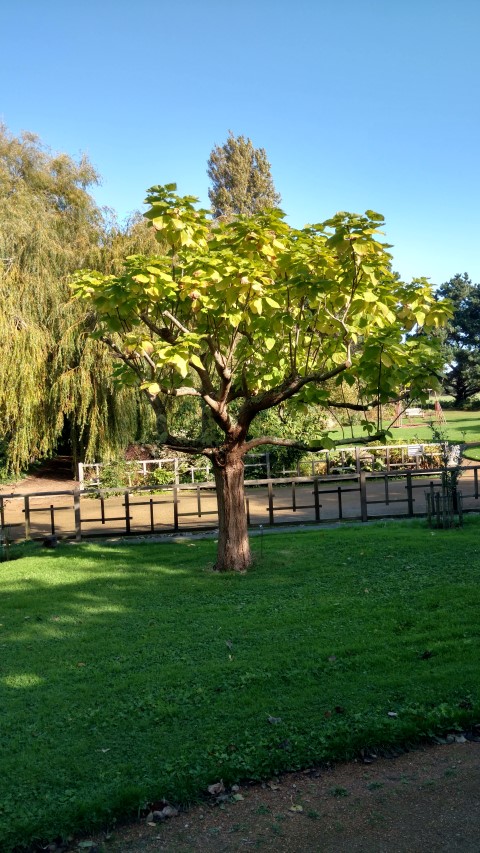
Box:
207 132 281 219
0 125 156 474
73 183 448 572
437 273 480 406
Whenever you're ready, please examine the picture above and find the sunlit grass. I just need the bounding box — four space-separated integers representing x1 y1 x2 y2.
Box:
328 409 480 444
1 523 479 851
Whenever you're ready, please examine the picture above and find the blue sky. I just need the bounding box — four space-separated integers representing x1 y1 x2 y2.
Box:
1 0 479 285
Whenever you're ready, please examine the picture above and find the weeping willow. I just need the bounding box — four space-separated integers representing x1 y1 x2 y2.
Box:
0 125 156 475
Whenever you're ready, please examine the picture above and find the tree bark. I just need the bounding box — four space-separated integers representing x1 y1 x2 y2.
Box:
212 450 251 572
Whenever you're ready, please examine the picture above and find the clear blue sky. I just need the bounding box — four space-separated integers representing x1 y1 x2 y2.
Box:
1 0 479 286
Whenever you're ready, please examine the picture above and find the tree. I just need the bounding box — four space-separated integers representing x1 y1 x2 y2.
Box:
0 125 158 475
207 132 281 219
73 184 449 571
437 273 480 406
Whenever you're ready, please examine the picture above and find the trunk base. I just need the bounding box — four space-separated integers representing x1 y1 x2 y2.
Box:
212 451 251 572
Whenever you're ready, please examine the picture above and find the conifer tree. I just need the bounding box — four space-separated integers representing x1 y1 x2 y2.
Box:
207 132 281 219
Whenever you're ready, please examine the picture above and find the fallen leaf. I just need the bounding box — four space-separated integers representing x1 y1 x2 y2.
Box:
207 780 225 796
387 711 398 718
289 804 304 812
268 715 282 724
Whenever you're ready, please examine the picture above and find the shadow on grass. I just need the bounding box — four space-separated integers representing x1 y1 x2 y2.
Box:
0 530 479 851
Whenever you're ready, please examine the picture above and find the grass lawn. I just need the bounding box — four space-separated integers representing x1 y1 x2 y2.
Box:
329 409 480 445
463 445 480 461
1 523 479 851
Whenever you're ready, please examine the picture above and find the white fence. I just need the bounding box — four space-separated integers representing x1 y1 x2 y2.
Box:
77 444 448 490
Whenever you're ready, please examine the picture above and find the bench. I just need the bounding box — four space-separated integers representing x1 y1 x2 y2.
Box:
388 444 424 470
405 407 424 418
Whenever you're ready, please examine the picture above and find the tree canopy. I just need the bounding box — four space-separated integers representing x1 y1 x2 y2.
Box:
207 132 281 219
73 183 449 570
437 273 480 406
0 125 157 475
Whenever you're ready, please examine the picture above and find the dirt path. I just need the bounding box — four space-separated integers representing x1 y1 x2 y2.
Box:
0 456 77 495
79 740 480 853
2 458 479 542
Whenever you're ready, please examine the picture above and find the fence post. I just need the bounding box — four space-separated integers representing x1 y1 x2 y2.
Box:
386 446 390 472
24 496 31 540
337 486 343 520
0 496 5 533
406 471 414 516
78 462 84 490
313 478 321 522
124 491 131 534
173 485 179 530
174 459 179 485
73 490 81 541
266 452 271 478
355 447 361 474
267 480 274 525
359 472 368 522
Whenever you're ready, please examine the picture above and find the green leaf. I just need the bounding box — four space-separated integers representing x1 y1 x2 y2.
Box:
190 354 204 369
265 296 281 308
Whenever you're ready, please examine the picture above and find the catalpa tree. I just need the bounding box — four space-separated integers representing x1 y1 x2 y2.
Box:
72 185 449 571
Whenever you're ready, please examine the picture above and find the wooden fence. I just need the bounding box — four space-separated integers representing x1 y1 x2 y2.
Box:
1 465 478 545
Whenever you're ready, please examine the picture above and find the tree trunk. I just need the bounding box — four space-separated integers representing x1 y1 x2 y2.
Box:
212 450 251 572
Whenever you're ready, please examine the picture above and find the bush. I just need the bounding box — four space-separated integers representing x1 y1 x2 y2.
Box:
146 467 175 487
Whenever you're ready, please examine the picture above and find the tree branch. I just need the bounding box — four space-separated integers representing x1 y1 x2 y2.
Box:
139 313 176 343
242 431 388 454
238 361 350 428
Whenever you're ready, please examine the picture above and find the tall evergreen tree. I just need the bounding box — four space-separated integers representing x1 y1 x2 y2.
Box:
207 132 281 219
0 125 155 475
437 273 480 406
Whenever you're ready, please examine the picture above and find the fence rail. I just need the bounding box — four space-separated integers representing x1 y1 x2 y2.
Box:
77 443 452 489
1 465 476 545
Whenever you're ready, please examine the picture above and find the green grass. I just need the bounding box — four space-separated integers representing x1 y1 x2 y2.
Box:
329 409 480 445
1 524 480 851
463 446 480 461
